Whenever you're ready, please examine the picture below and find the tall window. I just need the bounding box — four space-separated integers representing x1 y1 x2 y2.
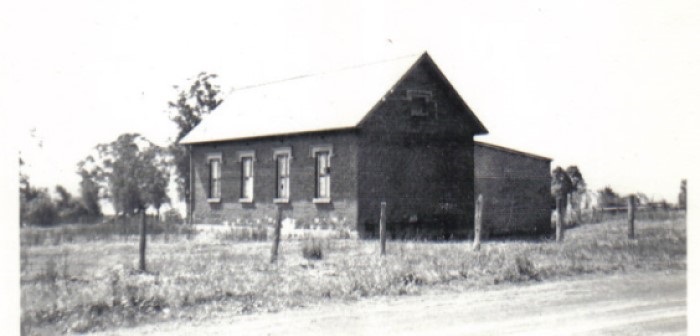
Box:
275 150 291 200
314 149 331 200
238 151 255 202
207 153 222 201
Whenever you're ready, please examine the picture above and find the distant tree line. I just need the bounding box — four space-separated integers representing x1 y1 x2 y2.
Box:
20 158 102 226
19 72 221 227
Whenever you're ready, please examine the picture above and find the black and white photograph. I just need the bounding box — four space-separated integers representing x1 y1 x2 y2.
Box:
1 1 697 335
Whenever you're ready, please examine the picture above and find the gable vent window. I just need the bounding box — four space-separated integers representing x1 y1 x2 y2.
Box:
407 90 434 117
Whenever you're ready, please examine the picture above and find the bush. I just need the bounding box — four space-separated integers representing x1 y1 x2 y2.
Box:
163 209 184 225
25 193 58 226
302 239 324 260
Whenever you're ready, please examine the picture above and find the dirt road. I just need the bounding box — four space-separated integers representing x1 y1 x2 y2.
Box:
93 270 686 335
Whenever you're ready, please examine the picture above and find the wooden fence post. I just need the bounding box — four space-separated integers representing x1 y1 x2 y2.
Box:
628 195 635 239
473 194 483 251
380 202 387 256
556 196 564 242
139 211 147 272
270 206 282 263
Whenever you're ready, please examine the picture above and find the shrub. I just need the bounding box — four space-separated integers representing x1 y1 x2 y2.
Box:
25 193 58 226
163 209 184 225
302 239 324 260
514 254 539 280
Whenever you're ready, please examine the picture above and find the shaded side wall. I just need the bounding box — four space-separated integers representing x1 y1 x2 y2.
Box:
474 143 552 236
357 61 476 239
190 131 358 230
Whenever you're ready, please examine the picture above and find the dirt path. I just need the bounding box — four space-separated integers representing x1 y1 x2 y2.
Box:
92 270 686 336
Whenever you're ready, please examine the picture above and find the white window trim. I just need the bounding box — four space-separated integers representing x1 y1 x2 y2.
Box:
206 153 223 203
237 150 255 203
273 147 293 159
273 147 293 203
311 145 333 203
310 145 333 158
312 197 331 204
236 150 256 162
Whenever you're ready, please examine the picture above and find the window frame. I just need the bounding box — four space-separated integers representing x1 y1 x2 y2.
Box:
236 150 256 203
310 145 333 203
273 147 293 203
206 153 223 203
407 89 434 117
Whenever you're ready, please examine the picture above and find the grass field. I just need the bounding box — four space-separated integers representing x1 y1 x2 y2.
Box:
20 216 686 335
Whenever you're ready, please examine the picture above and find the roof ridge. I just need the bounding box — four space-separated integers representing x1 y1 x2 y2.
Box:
225 52 424 95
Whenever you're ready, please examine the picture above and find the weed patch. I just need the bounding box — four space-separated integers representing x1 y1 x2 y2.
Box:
20 217 685 334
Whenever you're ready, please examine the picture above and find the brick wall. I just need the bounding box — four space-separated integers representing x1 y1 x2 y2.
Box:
356 60 477 239
474 143 552 236
190 131 358 231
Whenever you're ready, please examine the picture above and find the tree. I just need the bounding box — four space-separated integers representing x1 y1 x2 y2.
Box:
598 186 622 208
551 166 573 242
678 179 687 210
83 133 170 217
78 167 102 218
167 72 223 223
54 185 89 223
24 189 57 226
19 156 53 226
81 133 170 271
565 166 586 224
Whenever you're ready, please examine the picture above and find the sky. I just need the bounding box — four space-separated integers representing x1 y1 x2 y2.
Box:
2 0 699 211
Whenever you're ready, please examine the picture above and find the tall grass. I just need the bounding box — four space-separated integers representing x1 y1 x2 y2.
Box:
20 217 685 335
20 220 197 246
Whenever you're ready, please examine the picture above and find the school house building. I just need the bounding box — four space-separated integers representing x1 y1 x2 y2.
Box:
180 52 551 239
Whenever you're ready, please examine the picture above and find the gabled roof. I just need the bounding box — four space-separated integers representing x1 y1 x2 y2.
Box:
180 52 487 144
475 141 552 162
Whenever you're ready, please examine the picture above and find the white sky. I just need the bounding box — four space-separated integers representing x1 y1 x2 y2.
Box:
2 0 699 206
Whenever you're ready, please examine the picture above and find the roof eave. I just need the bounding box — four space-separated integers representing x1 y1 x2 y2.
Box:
179 126 359 145
475 141 552 162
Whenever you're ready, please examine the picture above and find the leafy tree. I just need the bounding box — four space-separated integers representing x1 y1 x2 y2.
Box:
81 133 171 271
167 72 223 222
565 166 586 223
598 186 622 208
84 133 170 216
551 166 573 242
54 185 88 223
565 166 586 193
78 168 102 217
24 189 57 226
678 179 687 210
19 156 48 226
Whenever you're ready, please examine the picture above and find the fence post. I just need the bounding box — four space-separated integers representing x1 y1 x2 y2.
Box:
473 194 483 251
139 211 147 272
628 195 635 239
380 202 387 256
270 206 282 263
556 196 564 242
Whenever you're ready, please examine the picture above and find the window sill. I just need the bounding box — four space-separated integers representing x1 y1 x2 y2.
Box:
312 198 331 204
273 198 290 204
207 198 221 203
239 198 254 204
